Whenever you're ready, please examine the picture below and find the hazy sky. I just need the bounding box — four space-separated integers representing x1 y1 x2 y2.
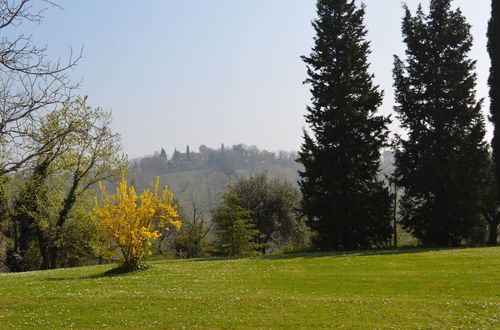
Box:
18 0 491 158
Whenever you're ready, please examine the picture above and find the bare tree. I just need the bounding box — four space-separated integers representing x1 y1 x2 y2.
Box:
160 194 213 258
0 0 82 175
183 195 213 257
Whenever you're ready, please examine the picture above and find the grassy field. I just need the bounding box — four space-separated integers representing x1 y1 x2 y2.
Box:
0 247 498 329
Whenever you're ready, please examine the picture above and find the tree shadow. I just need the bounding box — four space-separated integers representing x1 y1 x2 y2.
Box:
82 265 146 279
175 255 249 263
42 264 147 281
261 246 474 260
183 246 478 263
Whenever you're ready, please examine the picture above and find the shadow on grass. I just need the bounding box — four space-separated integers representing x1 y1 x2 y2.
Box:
83 265 148 279
42 265 148 281
263 245 489 260
171 255 249 263
262 247 433 260
183 246 480 263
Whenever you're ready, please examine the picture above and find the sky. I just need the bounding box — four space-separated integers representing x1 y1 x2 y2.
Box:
11 0 492 158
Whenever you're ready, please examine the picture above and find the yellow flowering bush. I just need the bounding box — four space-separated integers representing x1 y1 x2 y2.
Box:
93 175 181 270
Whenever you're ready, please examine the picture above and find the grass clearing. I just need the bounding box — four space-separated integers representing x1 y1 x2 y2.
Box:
0 247 498 328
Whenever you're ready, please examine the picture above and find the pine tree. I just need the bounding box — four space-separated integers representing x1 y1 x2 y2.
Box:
393 0 490 246
488 0 500 245
298 0 392 250
213 191 260 256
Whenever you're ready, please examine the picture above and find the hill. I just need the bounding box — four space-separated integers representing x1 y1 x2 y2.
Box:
0 247 498 328
129 144 302 208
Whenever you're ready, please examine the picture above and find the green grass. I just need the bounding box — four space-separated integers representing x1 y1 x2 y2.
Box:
0 247 498 329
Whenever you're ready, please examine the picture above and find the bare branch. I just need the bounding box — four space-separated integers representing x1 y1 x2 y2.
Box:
0 0 82 175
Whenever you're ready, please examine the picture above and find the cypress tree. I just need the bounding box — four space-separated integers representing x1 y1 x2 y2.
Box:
298 0 392 250
393 0 490 246
488 0 500 245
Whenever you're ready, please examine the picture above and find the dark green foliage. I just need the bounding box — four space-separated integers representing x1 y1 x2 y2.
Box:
213 191 260 256
488 0 500 245
3 169 101 272
393 0 490 246
229 174 307 253
55 207 100 268
298 0 392 250
0 176 9 227
5 162 51 272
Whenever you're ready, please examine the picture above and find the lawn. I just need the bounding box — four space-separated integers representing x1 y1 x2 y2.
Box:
0 247 498 329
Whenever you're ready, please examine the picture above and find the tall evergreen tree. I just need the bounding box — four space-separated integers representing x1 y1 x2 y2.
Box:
298 0 392 250
488 0 500 245
393 0 490 246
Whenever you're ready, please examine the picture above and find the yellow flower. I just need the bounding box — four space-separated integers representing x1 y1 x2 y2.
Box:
92 174 181 266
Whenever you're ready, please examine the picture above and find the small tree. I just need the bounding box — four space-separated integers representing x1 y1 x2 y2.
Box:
213 191 260 256
93 175 181 270
229 174 307 253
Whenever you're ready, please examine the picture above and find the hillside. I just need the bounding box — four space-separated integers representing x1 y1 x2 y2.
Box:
0 247 498 328
129 144 302 208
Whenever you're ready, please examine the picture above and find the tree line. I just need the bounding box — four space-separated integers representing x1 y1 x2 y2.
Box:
131 144 300 177
299 0 499 250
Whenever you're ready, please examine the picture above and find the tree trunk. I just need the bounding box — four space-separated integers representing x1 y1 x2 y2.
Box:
38 231 50 270
393 181 398 248
48 179 79 269
488 219 499 246
158 237 165 255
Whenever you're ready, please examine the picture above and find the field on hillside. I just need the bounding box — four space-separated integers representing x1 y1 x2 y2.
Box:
0 247 498 329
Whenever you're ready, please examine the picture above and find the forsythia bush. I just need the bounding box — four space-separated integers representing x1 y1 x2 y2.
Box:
93 175 181 270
